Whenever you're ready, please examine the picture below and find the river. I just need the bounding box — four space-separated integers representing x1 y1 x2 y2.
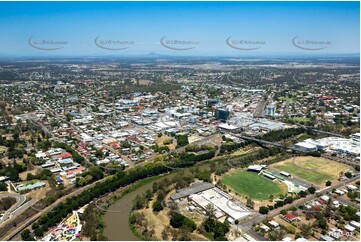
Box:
103 163 212 240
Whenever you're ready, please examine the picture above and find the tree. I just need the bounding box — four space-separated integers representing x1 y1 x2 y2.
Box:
77 177 87 186
205 204 216 218
152 181 159 192
274 200 284 208
170 211 196 232
318 217 328 230
195 170 211 182
202 217 229 240
259 206 269 214
246 198 255 209
87 166 104 180
123 142 131 148
280 209 287 215
144 189 153 201
182 217 197 232
268 230 283 241
299 190 307 197
300 224 312 238
284 196 294 204
0 197 16 211
345 172 353 178
325 180 332 186
132 195 146 210
176 134 189 147
286 225 296 234
308 186 316 194
0 183 7 191
95 149 103 158
178 228 191 240
33 227 44 237
152 200 163 212
21 229 34 241
161 227 169 240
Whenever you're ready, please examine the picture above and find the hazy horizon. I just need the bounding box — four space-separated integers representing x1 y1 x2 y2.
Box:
0 1 359 57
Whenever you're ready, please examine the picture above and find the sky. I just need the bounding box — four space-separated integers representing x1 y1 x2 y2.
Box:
0 1 359 57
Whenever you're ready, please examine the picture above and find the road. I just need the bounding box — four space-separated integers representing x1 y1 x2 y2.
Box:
322 154 358 167
0 192 26 224
284 100 290 115
2 199 37 225
292 73 300 84
0 176 109 241
229 133 287 149
301 125 345 138
254 94 270 117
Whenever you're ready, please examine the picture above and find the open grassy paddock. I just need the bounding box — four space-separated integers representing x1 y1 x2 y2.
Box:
221 170 287 201
271 156 353 186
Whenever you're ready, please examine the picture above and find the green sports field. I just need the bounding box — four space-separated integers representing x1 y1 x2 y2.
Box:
221 170 286 200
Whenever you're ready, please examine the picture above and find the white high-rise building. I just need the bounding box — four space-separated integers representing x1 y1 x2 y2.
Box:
266 104 276 116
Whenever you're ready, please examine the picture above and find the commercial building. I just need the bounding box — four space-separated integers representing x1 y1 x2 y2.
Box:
294 142 318 152
296 134 360 155
248 119 285 132
266 105 276 116
17 181 46 192
351 133 360 145
215 108 230 122
217 123 241 132
41 162 56 168
189 187 253 222
170 182 253 223
170 182 214 200
206 99 220 107
247 165 264 172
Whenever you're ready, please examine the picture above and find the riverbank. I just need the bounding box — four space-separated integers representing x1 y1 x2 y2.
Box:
98 174 168 240
102 161 214 240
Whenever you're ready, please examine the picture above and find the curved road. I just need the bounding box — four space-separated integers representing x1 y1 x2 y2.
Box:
0 192 26 224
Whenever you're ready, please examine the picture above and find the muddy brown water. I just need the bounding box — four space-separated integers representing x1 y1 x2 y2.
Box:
103 163 212 241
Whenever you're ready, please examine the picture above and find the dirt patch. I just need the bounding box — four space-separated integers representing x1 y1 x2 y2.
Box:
26 181 52 200
271 156 352 186
19 167 40 181
134 194 208 241
155 135 175 150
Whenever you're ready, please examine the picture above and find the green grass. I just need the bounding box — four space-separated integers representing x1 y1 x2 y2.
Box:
230 148 254 157
221 171 285 200
22 180 38 186
272 163 333 185
279 96 296 102
287 117 310 122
